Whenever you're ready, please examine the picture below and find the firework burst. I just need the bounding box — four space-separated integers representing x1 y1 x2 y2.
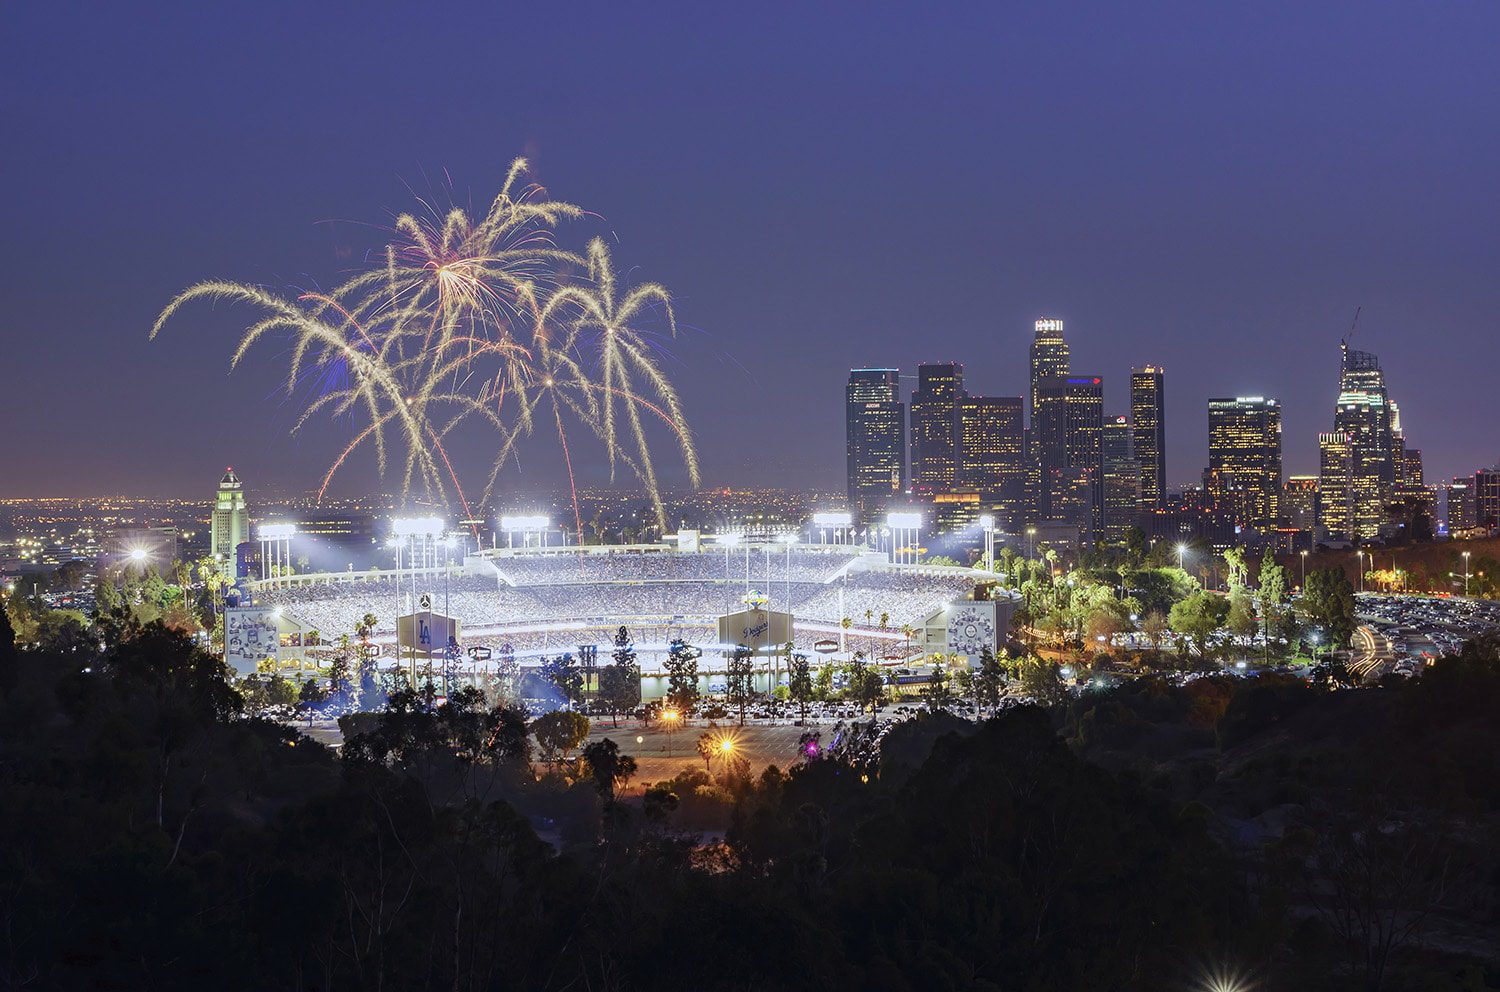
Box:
151 159 698 530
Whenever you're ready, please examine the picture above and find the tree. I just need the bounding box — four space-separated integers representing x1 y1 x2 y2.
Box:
1222 547 1249 590
580 737 637 802
974 646 1004 713
297 678 327 726
663 638 701 717
1141 610 1169 657
695 731 716 772
329 634 353 702
1303 567 1357 648
787 652 813 721
725 644 756 725
1016 656 1066 707
0 600 16 693
1226 585 1257 642
598 626 642 726
532 709 590 765
847 655 885 714
1258 549 1291 650
541 652 584 709
923 665 954 711
1169 591 1227 662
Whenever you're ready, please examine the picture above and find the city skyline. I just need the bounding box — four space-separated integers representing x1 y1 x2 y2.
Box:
3 5 1499 500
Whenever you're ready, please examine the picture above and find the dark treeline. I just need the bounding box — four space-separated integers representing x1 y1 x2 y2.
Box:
0 606 1497 991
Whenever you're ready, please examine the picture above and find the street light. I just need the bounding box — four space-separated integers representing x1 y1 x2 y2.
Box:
1463 550 1471 596
1299 549 1308 590
1176 543 1188 571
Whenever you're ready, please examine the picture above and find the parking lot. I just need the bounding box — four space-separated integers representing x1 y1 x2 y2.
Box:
1355 593 1500 676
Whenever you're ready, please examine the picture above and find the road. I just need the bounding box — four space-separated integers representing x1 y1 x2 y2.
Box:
1350 625 1395 680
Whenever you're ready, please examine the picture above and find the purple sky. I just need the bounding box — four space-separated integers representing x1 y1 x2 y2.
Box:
2 2 1497 501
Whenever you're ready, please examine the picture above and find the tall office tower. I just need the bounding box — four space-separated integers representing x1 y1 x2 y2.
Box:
1446 476 1476 534
1475 469 1500 531
1333 344 1396 541
1283 476 1319 531
1101 414 1139 543
1034 375 1104 536
909 363 965 488
211 467 250 565
846 368 907 523
1028 318 1070 421
1318 432 1354 540
846 367 900 522
1130 366 1166 509
1205 397 1283 527
957 395 1025 529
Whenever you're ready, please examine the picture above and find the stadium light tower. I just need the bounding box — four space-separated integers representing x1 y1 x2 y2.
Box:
258 523 296 590
811 510 851 546
499 514 551 550
392 516 446 616
979 514 995 573
886 511 922 566
716 532 741 579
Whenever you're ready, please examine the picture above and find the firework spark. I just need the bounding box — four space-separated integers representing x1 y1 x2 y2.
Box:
151 159 697 529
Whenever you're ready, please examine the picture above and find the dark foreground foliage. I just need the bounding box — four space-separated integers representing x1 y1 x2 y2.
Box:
1 617 1498 990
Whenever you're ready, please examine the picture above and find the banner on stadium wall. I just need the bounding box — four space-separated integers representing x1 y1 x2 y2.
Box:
397 611 461 659
943 600 998 665
717 607 793 655
225 606 280 675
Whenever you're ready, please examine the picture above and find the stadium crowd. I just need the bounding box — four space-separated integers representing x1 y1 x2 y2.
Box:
257 554 980 650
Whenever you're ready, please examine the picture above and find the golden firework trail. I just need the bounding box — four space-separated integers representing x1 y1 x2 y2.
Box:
151 159 697 530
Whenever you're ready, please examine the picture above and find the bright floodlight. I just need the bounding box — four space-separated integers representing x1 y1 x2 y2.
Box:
716 532 742 547
887 511 922 530
128 548 149 562
812 511 852 528
258 522 296 540
978 514 995 530
780 532 798 545
393 516 446 537
499 514 550 532
1177 543 1188 556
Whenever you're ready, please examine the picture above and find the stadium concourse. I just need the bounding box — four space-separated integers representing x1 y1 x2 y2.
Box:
254 545 1001 676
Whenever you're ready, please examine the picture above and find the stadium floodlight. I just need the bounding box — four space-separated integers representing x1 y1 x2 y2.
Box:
393 516 446 537
978 514 994 531
499 514 550 532
128 547 150 563
780 532 798 545
811 511 852 528
258 522 297 540
886 511 922 530
715 532 742 547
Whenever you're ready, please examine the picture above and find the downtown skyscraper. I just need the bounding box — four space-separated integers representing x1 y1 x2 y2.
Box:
1034 374 1104 536
845 368 905 523
1028 318 1070 421
1206 397 1283 527
1324 343 1397 541
1130 366 1166 509
909 363 965 489
957 395 1025 529
1102 414 1139 543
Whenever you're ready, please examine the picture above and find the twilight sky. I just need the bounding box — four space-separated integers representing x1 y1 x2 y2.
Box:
2 2 1497 501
